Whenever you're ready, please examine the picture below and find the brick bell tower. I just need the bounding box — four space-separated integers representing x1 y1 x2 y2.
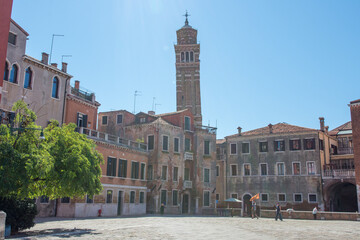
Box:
175 11 202 126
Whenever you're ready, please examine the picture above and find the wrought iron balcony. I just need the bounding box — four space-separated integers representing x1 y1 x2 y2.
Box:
71 87 94 102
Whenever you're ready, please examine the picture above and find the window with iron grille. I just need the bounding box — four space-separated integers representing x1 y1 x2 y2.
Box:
294 194 302 202
290 139 301 151
278 194 286 202
106 190 113 203
308 194 317 203
261 194 268 202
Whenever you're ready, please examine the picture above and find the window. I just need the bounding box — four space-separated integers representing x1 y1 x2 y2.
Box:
118 159 127 178
294 194 302 202
173 167 178 181
9 64 18 83
307 162 316 175
186 51 189 62
40 195 49 203
161 190 167 205
148 135 154 150
86 195 93 203
162 135 169 151
308 194 317 203
204 168 210 182
3 62 9 80
172 190 178 206
216 194 220 201
106 190 113 203
61 197 70 203
174 138 179 153
292 162 300 175
76 113 87 128
274 140 285 151
147 165 153 180
190 51 194 62
231 193 238 199
290 139 301 151
216 165 220 177
107 157 117 177
242 142 250 154
244 164 251 176
231 164 237 176
184 116 191 130
304 138 315 150
261 193 268 202
185 138 191 151
140 117 146 123
52 77 59 98
181 52 185 62
102 115 108 125
161 166 167 180
130 191 135 203
277 163 285 175
319 139 324 151
131 162 140 179
8 32 16 45
260 163 267 176
278 193 286 202
140 163 146 180
140 192 145 204
117 114 123 124
204 140 210 155
184 168 190 181
230 143 237 155
24 67 32 89
259 142 268 152
203 191 210 207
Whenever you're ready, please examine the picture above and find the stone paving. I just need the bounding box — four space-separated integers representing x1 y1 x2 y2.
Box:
8 215 360 240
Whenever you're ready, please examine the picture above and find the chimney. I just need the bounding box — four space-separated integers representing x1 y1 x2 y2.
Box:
325 126 329 134
268 124 273 134
319 117 325 132
148 111 155 115
75 80 80 90
237 127 242 136
51 63 58 68
61 62 68 73
41 52 49 65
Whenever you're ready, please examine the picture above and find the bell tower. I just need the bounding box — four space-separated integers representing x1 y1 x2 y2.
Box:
174 11 202 126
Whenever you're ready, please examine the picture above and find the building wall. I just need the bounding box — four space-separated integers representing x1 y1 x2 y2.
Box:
350 101 360 211
65 95 98 130
98 110 135 137
226 131 324 211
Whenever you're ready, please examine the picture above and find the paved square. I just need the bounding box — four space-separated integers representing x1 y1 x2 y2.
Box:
8 216 360 239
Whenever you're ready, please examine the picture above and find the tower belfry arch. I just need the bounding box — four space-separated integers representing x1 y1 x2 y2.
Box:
174 11 202 126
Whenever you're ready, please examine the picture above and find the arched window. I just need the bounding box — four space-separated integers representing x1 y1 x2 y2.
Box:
52 77 59 98
181 52 185 62
190 52 194 62
186 52 189 62
24 67 32 89
9 64 18 83
3 62 9 80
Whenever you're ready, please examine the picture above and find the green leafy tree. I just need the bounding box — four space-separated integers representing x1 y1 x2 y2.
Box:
0 100 103 199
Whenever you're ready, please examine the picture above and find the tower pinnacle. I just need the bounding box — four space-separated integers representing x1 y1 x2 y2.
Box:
183 10 190 26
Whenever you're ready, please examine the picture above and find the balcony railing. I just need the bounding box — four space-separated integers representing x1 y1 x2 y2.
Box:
184 181 192 189
71 87 94 102
323 169 355 179
78 127 148 152
336 148 354 155
184 152 193 160
196 125 217 134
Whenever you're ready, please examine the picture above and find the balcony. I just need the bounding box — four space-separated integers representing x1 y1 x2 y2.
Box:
322 169 355 179
337 147 354 155
195 125 217 134
78 127 148 152
71 87 94 102
184 152 193 160
184 181 192 189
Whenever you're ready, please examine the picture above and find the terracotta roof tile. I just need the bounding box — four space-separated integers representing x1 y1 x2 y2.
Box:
329 121 352 135
227 123 317 138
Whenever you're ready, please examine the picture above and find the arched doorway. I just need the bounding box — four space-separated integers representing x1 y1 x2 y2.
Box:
329 182 357 212
242 194 252 217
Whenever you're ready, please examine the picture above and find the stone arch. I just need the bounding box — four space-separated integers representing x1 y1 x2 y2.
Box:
242 193 252 217
325 181 357 212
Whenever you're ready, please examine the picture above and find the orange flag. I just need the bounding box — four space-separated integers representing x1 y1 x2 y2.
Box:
250 193 260 201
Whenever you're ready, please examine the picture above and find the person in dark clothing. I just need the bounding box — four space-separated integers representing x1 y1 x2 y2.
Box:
275 203 283 221
160 203 165 215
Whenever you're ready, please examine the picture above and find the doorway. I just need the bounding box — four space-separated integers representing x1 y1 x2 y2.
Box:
243 194 252 217
117 191 123 216
182 194 189 214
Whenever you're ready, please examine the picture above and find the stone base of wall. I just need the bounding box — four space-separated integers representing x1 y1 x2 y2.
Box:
261 210 360 221
0 211 6 240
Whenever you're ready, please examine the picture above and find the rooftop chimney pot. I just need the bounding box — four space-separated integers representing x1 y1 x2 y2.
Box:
268 124 273 133
237 127 242 136
75 80 80 90
51 63 58 68
41 52 49 65
61 62 68 73
319 117 325 132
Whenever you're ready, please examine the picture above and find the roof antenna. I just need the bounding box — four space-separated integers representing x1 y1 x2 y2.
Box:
133 90 141 113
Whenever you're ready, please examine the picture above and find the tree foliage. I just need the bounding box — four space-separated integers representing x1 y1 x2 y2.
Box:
0 100 103 199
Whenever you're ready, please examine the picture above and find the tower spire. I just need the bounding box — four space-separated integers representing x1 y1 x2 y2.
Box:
183 10 190 26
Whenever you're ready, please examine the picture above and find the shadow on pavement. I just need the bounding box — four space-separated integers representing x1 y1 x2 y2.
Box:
8 228 97 239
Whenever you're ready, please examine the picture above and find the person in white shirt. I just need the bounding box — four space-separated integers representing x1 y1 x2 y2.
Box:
312 207 318 220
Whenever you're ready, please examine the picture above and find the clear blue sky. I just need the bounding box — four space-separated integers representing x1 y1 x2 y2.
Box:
11 0 360 139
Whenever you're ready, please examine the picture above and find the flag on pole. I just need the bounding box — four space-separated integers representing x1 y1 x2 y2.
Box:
250 193 260 201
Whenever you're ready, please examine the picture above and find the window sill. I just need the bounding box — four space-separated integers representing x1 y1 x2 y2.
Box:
162 151 169 154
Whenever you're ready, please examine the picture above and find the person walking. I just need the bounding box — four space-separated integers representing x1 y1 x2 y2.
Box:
160 203 165 215
275 203 283 221
251 201 259 219
312 206 318 220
